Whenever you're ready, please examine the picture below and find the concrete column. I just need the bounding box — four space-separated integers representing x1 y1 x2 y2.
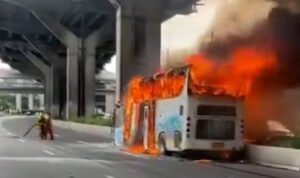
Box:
23 36 66 118
39 94 44 110
116 1 162 101
26 13 81 120
58 74 66 119
21 50 52 113
44 73 52 112
50 66 61 118
84 38 97 116
29 13 110 118
16 94 22 112
66 47 79 119
28 94 34 110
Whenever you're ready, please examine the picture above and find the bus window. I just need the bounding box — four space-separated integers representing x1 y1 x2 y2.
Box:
195 120 235 140
197 105 236 116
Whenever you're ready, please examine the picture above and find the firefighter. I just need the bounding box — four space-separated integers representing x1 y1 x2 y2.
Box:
43 112 54 140
38 114 47 140
111 102 121 133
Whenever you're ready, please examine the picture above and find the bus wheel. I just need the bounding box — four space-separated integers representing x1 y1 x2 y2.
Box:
158 135 169 155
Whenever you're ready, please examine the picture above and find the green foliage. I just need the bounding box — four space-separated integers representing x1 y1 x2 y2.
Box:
267 136 300 149
291 138 300 149
0 95 14 111
70 114 112 127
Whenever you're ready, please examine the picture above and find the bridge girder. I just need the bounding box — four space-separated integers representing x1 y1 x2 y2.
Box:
0 0 115 17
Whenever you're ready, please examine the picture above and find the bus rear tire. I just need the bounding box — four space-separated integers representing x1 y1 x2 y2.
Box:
158 134 169 156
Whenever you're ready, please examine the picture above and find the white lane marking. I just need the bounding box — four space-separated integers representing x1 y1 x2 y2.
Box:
17 139 25 143
77 140 113 148
121 151 148 158
6 131 13 136
54 134 60 138
43 149 56 156
105 175 115 178
77 140 89 145
0 157 114 168
54 145 65 150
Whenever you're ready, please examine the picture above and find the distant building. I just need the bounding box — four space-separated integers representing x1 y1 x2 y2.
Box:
0 69 116 114
95 70 116 114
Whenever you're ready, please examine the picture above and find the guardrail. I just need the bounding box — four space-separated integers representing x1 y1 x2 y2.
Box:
247 144 300 171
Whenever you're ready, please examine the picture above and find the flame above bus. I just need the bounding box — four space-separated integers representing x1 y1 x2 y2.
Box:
188 47 277 97
125 47 277 103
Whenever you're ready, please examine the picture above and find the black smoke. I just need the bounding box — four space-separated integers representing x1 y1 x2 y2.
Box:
201 6 300 90
199 5 300 139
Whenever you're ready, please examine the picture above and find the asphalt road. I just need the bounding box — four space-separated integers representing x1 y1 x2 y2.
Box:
0 116 299 178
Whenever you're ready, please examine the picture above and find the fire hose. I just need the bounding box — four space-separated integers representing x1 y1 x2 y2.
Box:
23 123 39 137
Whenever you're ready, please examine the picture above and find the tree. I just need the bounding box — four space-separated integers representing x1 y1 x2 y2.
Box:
0 95 14 111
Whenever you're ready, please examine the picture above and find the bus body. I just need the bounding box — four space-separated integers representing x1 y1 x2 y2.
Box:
122 66 244 155
154 92 244 153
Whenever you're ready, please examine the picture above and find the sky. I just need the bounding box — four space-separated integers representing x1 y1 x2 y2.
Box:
104 55 116 73
0 0 219 74
0 59 12 70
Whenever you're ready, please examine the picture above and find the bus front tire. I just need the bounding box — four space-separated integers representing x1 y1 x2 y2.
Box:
158 135 169 156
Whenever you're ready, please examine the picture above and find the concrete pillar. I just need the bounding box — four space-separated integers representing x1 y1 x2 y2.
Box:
49 67 61 118
16 94 22 112
66 31 101 118
66 36 97 119
44 73 52 112
58 74 66 119
66 46 80 119
84 37 97 116
60 37 95 119
29 13 110 118
23 35 66 117
28 94 34 110
21 50 52 113
39 94 44 110
116 1 162 101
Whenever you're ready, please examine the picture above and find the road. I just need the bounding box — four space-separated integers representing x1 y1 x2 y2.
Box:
0 116 299 178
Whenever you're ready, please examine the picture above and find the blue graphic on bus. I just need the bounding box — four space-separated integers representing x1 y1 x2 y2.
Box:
157 115 182 134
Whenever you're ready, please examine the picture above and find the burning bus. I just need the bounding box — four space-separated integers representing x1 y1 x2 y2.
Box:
120 65 245 156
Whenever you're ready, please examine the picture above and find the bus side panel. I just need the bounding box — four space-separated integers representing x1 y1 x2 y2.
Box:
155 95 187 151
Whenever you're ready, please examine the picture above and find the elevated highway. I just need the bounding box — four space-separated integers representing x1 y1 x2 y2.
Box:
0 0 200 119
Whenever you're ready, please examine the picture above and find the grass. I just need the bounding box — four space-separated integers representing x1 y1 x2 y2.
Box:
70 114 113 127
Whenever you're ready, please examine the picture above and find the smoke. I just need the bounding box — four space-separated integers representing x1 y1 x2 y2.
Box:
162 0 300 139
163 0 276 69
274 0 300 13
199 0 276 46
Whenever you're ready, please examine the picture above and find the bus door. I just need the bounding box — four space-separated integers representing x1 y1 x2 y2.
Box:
143 105 149 150
143 102 156 152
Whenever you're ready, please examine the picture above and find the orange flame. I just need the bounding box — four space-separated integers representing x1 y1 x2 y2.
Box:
188 47 278 97
123 46 278 155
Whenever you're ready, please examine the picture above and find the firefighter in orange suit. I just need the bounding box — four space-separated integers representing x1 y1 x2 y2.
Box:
38 114 47 140
43 112 54 140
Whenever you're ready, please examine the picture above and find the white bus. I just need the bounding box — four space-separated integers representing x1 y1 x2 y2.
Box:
121 66 245 158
